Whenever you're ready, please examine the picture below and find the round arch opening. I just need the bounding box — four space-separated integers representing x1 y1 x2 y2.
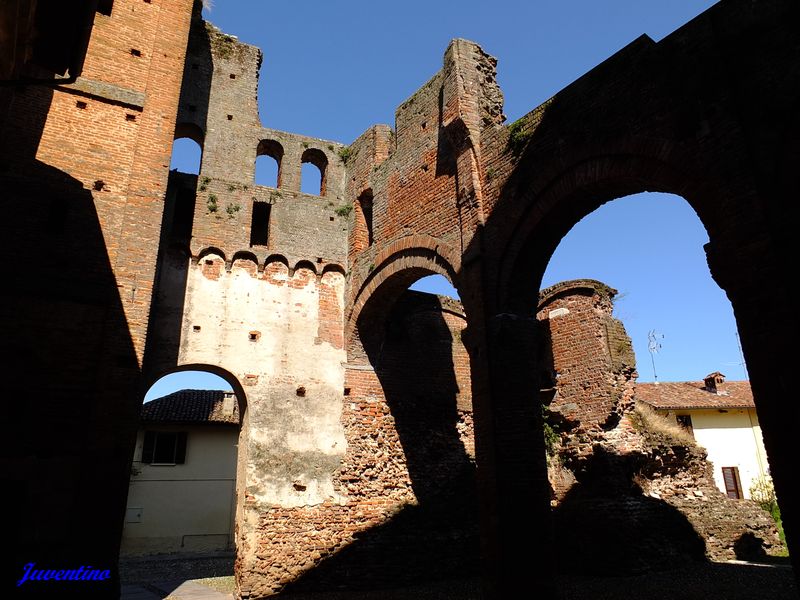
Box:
120 367 246 562
504 186 784 578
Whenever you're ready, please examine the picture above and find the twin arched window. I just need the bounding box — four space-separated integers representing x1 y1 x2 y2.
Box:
255 140 327 196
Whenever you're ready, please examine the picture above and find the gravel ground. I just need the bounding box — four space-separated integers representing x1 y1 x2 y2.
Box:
120 552 235 586
120 554 798 599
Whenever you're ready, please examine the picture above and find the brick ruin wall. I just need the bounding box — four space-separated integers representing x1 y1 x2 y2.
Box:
160 273 479 597
537 279 637 433
145 12 483 596
3 2 799 597
341 37 506 307
148 11 786 595
261 291 478 596
144 12 351 597
1 0 195 592
536 280 782 572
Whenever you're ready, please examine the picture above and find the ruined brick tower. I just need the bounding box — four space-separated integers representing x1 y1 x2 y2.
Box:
2 0 800 598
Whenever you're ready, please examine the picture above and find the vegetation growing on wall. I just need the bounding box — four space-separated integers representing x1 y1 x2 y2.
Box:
334 204 353 217
751 475 788 552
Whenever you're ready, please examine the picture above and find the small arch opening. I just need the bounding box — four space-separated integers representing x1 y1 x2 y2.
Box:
301 148 328 196
256 139 283 188
409 274 459 299
170 123 205 175
169 138 202 175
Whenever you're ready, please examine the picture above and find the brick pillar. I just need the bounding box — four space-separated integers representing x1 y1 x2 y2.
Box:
280 144 302 193
727 286 800 577
707 235 800 584
470 312 556 598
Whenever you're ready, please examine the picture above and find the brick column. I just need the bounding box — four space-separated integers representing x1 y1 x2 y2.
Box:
469 312 556 598
727 285 800 576
707 236 800 583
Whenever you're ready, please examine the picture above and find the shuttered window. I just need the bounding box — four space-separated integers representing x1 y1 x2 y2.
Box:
141 431 187 465
722 466 742 499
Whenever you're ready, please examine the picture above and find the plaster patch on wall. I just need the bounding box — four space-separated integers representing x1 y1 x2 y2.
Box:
178 260 347 509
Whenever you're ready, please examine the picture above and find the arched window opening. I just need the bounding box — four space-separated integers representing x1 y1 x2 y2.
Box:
169 138 202 175
170 123 205 175
256 139 283 188
301 148 327 196
408 273 459 299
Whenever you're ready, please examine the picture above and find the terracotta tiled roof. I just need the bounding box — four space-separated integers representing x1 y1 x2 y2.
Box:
141 389 240 425
636 380 754 410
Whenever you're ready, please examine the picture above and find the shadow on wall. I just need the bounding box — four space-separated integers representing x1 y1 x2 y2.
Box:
280 290 480 592
0 82 140 599
143 2 213 377
553 446 707 575
143 171 197 376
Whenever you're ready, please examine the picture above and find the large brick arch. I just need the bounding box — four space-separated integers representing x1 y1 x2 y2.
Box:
489 147 737 313
139 362 254 586
473 127 800 591
346 235 461 342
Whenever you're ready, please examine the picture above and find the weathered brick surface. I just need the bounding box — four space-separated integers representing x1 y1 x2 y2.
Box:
3 0 800 597
338 3 800 592
1 1 194 595
537 280 636 430
540 282 783 573
174 15 349 270
228 291 478 597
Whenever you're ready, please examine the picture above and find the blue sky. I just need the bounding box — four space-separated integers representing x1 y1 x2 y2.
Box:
153 0 741 401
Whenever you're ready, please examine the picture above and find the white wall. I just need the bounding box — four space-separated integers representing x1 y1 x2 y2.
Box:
178 258 347 509
121 424 239 555
676 408 769 499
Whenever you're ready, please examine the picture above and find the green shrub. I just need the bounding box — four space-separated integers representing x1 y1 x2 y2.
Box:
338 146 352 164
334 204 353 217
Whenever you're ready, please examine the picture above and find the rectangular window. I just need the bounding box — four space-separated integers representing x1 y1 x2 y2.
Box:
250 201 270 246
141 431 187 465
722 466 742 499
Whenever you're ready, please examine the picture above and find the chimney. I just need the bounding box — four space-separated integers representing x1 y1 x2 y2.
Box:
703 371 725 394
222 391 236 416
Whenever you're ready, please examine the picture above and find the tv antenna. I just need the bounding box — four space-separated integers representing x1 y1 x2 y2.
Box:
648 330 664 383
734 331 749 380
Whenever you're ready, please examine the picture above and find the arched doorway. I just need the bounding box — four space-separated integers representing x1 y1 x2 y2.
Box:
121 367 247 559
